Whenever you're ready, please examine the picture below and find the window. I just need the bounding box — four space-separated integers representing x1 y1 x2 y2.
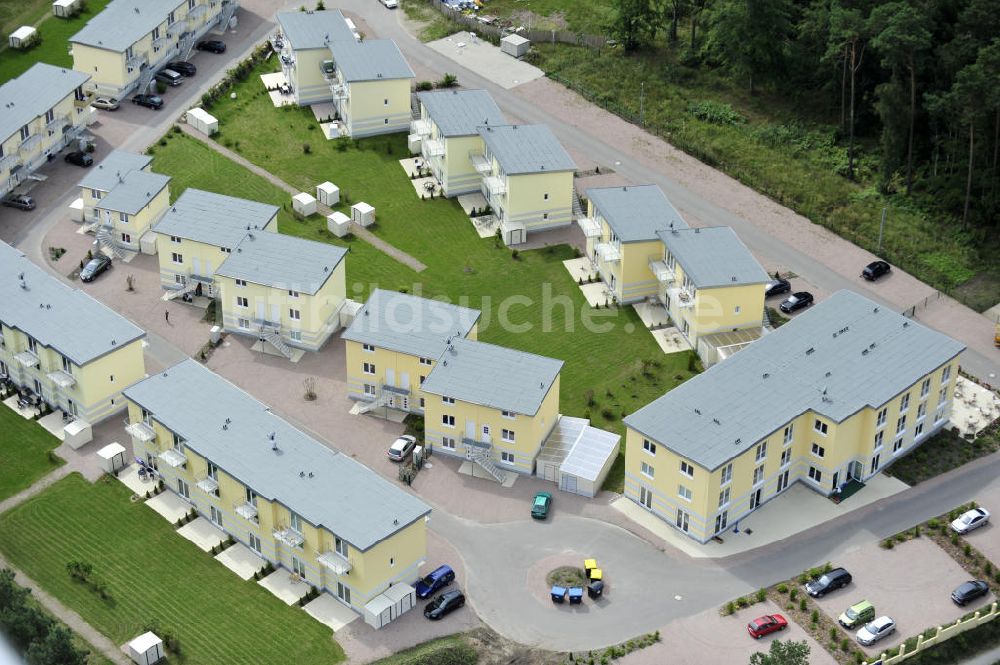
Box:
915 422 924 438
441 436 456 449
245 487 257 506
783 424 794 445
811 443 825 458
120 232 131 244
893 438 903 453
170 235 181 243
220 247 231 254
643 439 656 456
720 463 732 485
236 296 248 308
419 398 425 408
362 343 375 352
876 407 888 427
752 465 764 486
735 305 742 314
188 0 195 9
384 119 389 125
27 337 38 354
543 193 549 200
419 357 433 366
776 470 789 492
45 108 54 124
19 124 29 140
780 448 791 468
335 536 348 557
814 419 828 435
171 252 183 264
442 414 455 427
900 393 910 411
362 362 375 375
288 290 299 298
640 461 654 479
363 384 376 396
289 330 302 342
895 415 906 436
938 386 948 405
501 410 515 419
442 396 455 404
90 189 101 199
235 279 247 287
718 487 730 508
502 429 515 442
119 212 129 223
501 451 515 464
676 509 690 532
238 318 250 329
207 462 218 480
917 402 926 421
109 374 115 383
871 453 881 473
289 309 301 320
920 378 931 398
678 485 692 501
172 433 184 451
419 375 426 385
384 98 389 105
755 442 767 462
680 460 694 477
942 365 951 383
168 10 175 23
808 466 822 483
290 511 303 533
61 356 72 374
542 213 549 220
874 430 884 451
935 401 947 423
715 511 728 534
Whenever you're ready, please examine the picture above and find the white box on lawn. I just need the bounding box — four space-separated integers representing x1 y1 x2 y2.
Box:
127 632 164 665
501 34 530 58
316 181 339 206
9 26 37 49
407 134 422 155
69 197 84 222
97 442 127 473
52 0 81 17
351 202 375 227
292 192 317 217
327 211 351 237
64 419 93 450
186 107 218 136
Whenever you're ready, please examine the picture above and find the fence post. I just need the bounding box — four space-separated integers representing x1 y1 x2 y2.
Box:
915 634 924 652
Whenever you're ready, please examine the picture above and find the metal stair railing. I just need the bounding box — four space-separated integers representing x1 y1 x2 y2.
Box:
259 329 293 359
95 224 126 260
465 446 506 484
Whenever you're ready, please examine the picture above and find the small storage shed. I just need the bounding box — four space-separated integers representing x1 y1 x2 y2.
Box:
536 416 620 498
186 107 218 136
363 583 416 629
501 34 530 58
407 133 422 155
316 181 340 206
9 26 38 49
68 197 84 222
127 632 164 665
351 202 375 227
64 418 93 450
97 442 128 474
52 0 81 17
292 192 317 217
500 220 525 246
327 211 351 238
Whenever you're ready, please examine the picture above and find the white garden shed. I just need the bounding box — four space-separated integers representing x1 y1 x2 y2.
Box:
292 192 317 217
316 181 340 206
327 211 351 238
501 34 530 58
52 0 81 17
363 583 416 629
97 442 128 474
63 418 93 450
351 202 375 227
186 108 218 136
9 26 38 49
536 416 620 498
127 632 164 665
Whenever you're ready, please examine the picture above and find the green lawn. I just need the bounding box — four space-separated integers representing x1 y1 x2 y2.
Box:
0 0 111 83
0 474 345 665
0 404 64 502
884 427 1000 487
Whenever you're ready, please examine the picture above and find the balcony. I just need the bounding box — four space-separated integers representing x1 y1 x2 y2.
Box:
484 175 506 196
158 448 187 468
152 35 169 50
13 350 39 368
462 436 492 449
649 259 674 283
317 550 352 575
470 152 492 175
668 284 696 308
576 216 601 238
253 318 281 331
196 476 219 494
45 114 70 134
166 18 184 36
423 138 444 157
73 93 94 109
595 242 621 263
381 383 410 396
319 60 336 79
273 526 305 548
0 153 21 171
46 370 76 389
126 53 148 71
187 3 208 21
18 133 42 154
330 83 348 100
125 421 155 442
410 118 432 136
235 501 258 521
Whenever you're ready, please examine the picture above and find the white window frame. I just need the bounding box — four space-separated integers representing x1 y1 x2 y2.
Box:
442 414 455 427
808 466 822 483
720 463 732 485
236 296 248 308
501 428 515 443
640 461 655 479
783 424 794 445
643 439 656 456
500 451 515 464
752 465 764 486
811 442 825 458
814 419 828 435
678 485 692 501
362 343 375 352
755 442 767 462
680 460 694 477
362 362 375 375
289 308 301 320
718 487 730 508
171 252 183 264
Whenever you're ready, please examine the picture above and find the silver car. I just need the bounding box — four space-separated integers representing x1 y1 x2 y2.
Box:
91 96 119 111
951 507 990 534
857 616 895 646
387 435 417 462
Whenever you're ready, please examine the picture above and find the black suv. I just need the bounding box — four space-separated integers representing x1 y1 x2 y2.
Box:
765 278 791 298
423 590 465 620
862 260 891 281
166 61 197 76
197 40 226 53
132 94 164 110
952 580 989 606
64 151 94 167
805 568 852 597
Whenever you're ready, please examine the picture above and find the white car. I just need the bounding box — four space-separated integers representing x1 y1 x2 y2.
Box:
857 616 895 646
951 507 990 534
381 0 398 7
387 435 417 462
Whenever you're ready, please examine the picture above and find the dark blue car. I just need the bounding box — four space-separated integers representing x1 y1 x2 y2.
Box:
415 565 455 599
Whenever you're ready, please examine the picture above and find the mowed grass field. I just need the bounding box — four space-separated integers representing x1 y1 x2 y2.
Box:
0 404 64 502
0 474 345 665
0 0 111 83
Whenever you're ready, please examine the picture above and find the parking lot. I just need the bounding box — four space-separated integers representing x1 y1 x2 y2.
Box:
961 488 1000 565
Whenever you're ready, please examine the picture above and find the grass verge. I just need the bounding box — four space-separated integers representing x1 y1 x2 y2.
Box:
0 402 64 502
0 0 112 82
883 426 1000 487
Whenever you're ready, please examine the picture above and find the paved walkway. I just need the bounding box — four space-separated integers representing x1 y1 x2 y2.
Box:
177 124 427 272
0 466 72 516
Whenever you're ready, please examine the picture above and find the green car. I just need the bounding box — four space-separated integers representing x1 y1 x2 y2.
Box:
531 492 552 519
838 600 874 629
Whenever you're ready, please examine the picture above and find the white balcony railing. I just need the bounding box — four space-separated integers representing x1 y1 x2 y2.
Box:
317 550 352 575
125 421 156 442
46 370 76 388
0 153 21 171
595 242 621 263
196 476 219 494
14 350 39 368
576 216 601 238
235 502 258 521
45 114 70 134
158 448 187 468
649 259 674 283
18 134 42 154
273 526 305 548
470 152 492 175
484 175 506 196
669 285 695 308
126 53 148 71
330 83 348 99
423 138 444 157
166 19 184 36
410 119 432 136
187 3 208 21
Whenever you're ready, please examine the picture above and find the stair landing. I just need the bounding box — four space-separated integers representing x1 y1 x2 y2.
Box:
458 460 518 488
250 340 305 363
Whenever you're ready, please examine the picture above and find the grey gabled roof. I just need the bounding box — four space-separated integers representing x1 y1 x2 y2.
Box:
95 170 171 215
478 124 576 175
328 39 414 82
70 0 174 52
656 226 770 288
0 63 89 142
417 89 506 137
623 290 966 472
586 185 689 243
216 232 347 295
421 337 563 416
341 289 481 360
77 150 153 192
277 10 355 50
124 360 431 551
0 241 145 366
152 189 278 249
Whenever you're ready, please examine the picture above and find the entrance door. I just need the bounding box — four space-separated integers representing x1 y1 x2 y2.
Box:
871 454 881 474
560 474 577 494
292 556 306 579
67 399 78 417
831 471 840 491
399 372 409 390
749 488 762 510
776 470 789 493
465 420 476 441
177 479 190 500
270 304 280 324
248 532 262 554
192 257 200 276
337 582 351 605
639 486 653 510
210 506 223 526
256 301 266 322
481 425 491 443
385 368 395 388
850 461 863 480
676 509 690 532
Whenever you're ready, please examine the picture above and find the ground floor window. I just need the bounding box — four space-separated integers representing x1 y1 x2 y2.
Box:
639 485 653 509
292 556 307 580
715 511 728 534
248 532 261 554
500 451 515 464
441 437 456 449
893 438 904 453
871 454 881 474
808 466 822 483
337 582 351 605
363 384 376 396
210 506 223 526
776 470 789 493
289 330 302 342
676 509 690 533
914 422 924 438
238 318 250 330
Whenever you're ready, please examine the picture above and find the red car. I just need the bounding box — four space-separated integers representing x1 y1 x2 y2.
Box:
747 614 788 639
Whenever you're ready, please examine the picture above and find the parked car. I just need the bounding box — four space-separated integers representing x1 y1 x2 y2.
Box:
381 0 399 7
779 291 814 314
423 590 465 620
805 567 852 597
862 260 891 281
952 580 990 606
80 255 112 282
747 614 788 639
91 96 119 111
154 69 184 87
166 61 197 76
415 564 455 599
531 492 552 520
387 435 417 462
1 193 35 210
857 616 896 646
197 40 227 53
132 94 164 109
764 278 791 298
951 507 990 534
838 600 875 629
64 151 93 167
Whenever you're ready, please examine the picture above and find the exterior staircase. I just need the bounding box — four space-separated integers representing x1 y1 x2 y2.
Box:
571 187 586 220
135 65 157 96
162 280 198 301
355 390 389 415
259 330 293 359
217 0 238 31
95 224 126 260
177 32 198 62
465 446 507 484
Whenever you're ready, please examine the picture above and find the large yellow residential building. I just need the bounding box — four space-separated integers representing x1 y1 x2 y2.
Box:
411 89 506 197
1 63 91 197
77 150 153 225
274 10 356 106
123 359 431 626
151 188 278 298
0 241 146 425
341 289 481 413
215 232 348 355
90 166 170 257
70 0 235 98
622 290 965 543
476 124 577 246
327 39 414 138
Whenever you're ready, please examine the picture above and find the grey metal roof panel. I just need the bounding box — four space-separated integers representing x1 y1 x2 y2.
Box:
549 416 620 483
0 63 90 142
341 289 481 360
585 185 689 243
70 0 179 52
95 170 171 215
623 290 966 471
417 89 506 137
0 241 145 365
216 232 347 294
152 189 279 249
277 10 355 50
420 337 563 416
77 150 153 192
656 226 770 288
123 360 431 551
477 124 576 175
328 39 414 82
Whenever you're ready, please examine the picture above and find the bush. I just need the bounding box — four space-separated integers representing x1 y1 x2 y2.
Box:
777 583 788 594
302 143 311 154
799 598 807 611
755 588 766 603
964 543 973 557
841 638 851 651
830 627 838 640
724 601 735 615
811 610 819 624
882 538 895 549
687 100 745 125
415 80 434 91
789 588 798 600
736 596 749 608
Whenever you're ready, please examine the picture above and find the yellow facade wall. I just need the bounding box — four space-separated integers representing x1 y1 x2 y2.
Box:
290 47 334 105
433 134 484 197
344 78 412 138
97 185 170 250
498 170 574 233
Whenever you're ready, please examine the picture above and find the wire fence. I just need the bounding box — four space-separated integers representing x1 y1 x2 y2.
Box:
546 72 644 127
428 2 609 49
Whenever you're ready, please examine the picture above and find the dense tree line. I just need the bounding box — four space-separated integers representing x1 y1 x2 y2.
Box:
0 569 89 665
609 0 1000 230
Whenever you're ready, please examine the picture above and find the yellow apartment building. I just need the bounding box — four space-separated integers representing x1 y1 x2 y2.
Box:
341 289 481 414
123 359 431 625
622 290 966 543
70 0 235 98
151 188 278 298
0 241 146 426
91 168 171 257
1 63 91 197
215 232 348 356
475 124 577 246
327 39 414 138
77 150 153 224
274 10 357 106
411 89 506 197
